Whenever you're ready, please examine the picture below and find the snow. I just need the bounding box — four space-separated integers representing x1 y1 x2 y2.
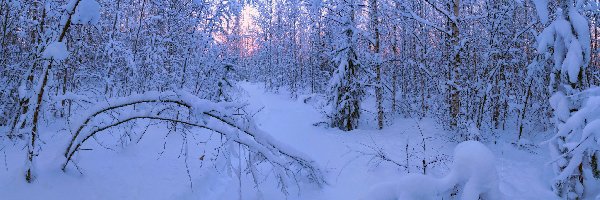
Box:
548 86 600 197
537 7 589 84
72 0 100 25
42 42 69 61
568 7 591 68
532 0 549 24
446 141 501 200
363 140 501 200
582 119 600 145
363 174 444 200
564 40 584 83
0 82 560 199
2 0 598 198
550 92 570 122
59 88 325 197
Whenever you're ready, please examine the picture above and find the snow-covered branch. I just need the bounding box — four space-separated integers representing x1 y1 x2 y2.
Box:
62 91 325 190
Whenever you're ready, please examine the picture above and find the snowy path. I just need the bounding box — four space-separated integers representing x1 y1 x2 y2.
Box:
494 143 557 199
239 82 557 199
240 82 447 199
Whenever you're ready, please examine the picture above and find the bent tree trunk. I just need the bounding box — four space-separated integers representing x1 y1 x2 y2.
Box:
22 0 81 182
62 91 325 191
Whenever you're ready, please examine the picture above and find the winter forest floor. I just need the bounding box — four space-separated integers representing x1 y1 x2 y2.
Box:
0 82 558 199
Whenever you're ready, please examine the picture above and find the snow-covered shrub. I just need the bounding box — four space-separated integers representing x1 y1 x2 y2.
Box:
328 0 363 131
548 87 600 198
533 1 596 198
363 141 501 200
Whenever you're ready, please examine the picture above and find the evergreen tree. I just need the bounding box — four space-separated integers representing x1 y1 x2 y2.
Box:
535 0 597 198
329 0 362 131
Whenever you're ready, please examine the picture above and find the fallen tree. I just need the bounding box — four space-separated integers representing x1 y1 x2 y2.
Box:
61 90 325 193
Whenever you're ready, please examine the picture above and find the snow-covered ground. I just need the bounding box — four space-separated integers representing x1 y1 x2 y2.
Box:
0 82 557 199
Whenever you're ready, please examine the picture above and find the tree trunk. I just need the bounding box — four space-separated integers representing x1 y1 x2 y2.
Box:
370 0 383 129
449 0 461 128
24 0 80 182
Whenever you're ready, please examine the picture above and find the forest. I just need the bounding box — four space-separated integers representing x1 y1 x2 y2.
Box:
0 0 599 199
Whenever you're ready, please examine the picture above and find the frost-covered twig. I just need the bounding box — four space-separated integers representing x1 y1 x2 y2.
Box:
353 142 408 170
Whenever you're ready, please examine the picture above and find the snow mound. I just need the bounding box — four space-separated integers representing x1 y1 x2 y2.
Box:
72 0 100 25
363 141 501 200
444 140 501 200
42 42 69 61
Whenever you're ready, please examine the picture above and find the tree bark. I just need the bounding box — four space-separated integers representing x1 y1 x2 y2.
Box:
449 0 461 128
370 0 383 129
